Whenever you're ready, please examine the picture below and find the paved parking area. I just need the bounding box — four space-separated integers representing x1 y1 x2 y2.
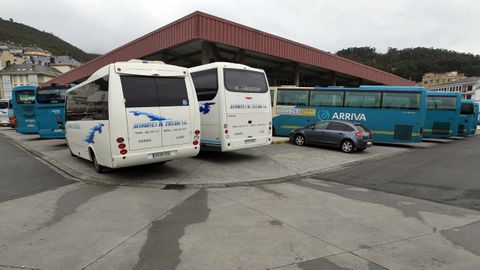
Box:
0 129 417 187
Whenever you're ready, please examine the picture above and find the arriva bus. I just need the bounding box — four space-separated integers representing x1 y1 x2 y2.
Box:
458 100 478 136
424 92 462 138
12 86 39 134
0 99 9 126
65 60 201 173
36 84 74 138
189 62 272 151
271 85 427 143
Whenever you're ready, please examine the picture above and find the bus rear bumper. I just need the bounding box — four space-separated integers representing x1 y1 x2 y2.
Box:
39 130 65 139
222 136 272 152
110 145 200 168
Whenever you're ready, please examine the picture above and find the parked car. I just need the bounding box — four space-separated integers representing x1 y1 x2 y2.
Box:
289 120 373 153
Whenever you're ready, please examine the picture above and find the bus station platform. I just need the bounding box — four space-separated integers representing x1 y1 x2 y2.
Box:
0 128 440 189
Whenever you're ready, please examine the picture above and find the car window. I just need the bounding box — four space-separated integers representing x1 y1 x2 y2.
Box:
314 122 329 129
327 122 349 131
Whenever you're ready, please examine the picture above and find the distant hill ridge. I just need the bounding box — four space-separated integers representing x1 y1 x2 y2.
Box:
0 18 94 62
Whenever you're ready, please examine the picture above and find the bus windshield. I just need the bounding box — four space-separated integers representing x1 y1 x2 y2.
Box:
37 88 67 104
15 91 36 104
461 103 474 114
224 69 268 93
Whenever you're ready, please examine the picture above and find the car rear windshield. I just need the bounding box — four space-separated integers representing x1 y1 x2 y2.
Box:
15 90 35 104
224 69 268 93
355 124 370 133
121 76 189 108
461 103 474 114
36 89 67 104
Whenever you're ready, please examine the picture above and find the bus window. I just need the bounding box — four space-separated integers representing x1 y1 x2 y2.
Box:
345 91 380 108
434 96 456 110
427 97 436 110
191 69 218 101
66 76 109 121
277 90 308 106
224 69 268 93
309 91 343 107
382 92 420 110
121 76 189 107
37 89 67 104
15 91 36 104
461 103 474 114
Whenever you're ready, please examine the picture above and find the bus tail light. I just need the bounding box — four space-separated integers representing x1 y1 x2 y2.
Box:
194 130 200 135
223 124 228 129
193 140 199 145
120 149 128 155
225 129 229 134
116 137 125 143
118 143 126 149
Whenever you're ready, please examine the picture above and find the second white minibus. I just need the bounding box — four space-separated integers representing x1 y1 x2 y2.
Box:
65 60 201 173
189 62 272 152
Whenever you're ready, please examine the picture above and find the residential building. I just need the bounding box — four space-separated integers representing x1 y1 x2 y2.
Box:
23 47 52 57
0 64 61 99
422 71 465 88
23 55 81 73
429 77 480 102
0 51 25 70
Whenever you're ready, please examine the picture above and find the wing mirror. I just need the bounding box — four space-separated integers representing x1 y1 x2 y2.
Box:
310 125 315 130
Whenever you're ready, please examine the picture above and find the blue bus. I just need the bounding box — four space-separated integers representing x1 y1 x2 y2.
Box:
12 86 38 134
271 85 427 143
424 92 462 138
35 84 74 138
458 100 477 136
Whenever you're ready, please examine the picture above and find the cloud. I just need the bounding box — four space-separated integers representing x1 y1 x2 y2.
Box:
3 0 480 55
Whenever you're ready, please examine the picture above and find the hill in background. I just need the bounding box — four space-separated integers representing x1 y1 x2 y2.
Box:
336 47 480 82
0 18 94 62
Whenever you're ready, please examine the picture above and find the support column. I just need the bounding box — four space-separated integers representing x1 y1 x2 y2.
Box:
294 65 300 86
330 71 337 86
201 41 210 65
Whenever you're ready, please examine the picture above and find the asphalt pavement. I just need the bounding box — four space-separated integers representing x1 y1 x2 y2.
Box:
0 134 74 203
314 135 480 211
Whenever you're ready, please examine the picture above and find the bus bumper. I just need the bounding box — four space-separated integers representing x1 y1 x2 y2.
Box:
222 136 272 152
110 145 200 168
39 130 65 139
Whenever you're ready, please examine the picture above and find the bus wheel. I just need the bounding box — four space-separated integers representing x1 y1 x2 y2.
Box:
294 134 305 146
340 140 354 153
91 152 106 173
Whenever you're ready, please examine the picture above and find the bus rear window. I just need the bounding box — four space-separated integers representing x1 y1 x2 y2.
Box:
461 103 474 114
37 89 67 104
0 101 7 109
224 69 268 93
15 91 35 104
121 76 189 108
433 96 456 110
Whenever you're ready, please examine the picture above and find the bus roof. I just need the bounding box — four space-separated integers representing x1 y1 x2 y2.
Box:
189 62 266 74
12 85 37 92
426 91 462 97
312 85 426 92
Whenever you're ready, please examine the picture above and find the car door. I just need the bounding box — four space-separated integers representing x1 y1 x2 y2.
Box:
307 121 330 144
324 122 349 145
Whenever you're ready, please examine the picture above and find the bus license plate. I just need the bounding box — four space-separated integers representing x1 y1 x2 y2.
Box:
148 150 176 160
245 139 256 144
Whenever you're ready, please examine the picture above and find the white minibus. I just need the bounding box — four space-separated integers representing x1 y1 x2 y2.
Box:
0 99 9 126
65 60 201 173
189 62 272 152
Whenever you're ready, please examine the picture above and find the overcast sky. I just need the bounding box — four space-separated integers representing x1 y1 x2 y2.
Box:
3 0 480 55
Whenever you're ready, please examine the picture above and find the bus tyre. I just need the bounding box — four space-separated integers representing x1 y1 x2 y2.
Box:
340 139 354 153
92 152 106 173
294 134 305 146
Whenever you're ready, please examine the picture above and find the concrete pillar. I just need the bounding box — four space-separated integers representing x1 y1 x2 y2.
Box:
294 65 300 86
330 71 337 86
201 41 210 65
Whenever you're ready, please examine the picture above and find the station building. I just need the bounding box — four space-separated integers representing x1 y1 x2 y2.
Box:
49 11 414 87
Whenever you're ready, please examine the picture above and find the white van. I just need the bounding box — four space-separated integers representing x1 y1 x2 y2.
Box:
189 62 272 152
65 60 201 173
0 99 9 126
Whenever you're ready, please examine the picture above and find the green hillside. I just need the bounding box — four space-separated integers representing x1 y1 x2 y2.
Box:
337 47 480 82
0 18 93 62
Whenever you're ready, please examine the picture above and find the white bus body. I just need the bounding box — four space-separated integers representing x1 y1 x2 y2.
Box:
0 99 9 126
189 62 272 152
65 60 201 172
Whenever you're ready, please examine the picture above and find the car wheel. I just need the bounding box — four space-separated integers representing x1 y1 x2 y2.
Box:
340 139 354 153
294 134 305 146
92 152 106 173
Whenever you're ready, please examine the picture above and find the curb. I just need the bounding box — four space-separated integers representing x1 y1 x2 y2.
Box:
0 131 410 190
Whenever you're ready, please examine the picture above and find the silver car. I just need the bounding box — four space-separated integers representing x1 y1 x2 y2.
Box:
289 120 373 153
